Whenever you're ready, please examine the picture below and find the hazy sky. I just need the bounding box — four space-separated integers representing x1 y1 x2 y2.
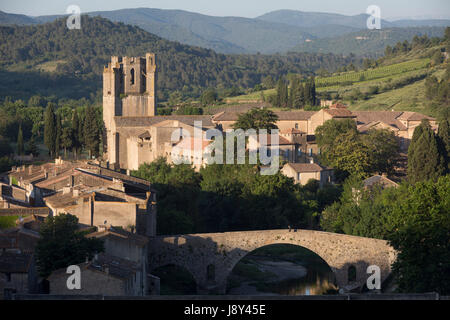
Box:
1 0 450 20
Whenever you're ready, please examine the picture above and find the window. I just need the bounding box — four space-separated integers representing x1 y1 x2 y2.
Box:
6 273 11 282
309 148 313 156
348 266 357 283
130 68 135 85
297 173 301 181
298 149 302 156
295 123 299 129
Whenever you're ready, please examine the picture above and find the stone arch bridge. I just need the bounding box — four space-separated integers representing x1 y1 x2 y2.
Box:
148 229 397 294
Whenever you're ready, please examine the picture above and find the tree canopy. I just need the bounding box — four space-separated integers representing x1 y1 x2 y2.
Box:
35 214 104 278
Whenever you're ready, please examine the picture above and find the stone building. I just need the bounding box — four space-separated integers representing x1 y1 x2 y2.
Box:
281 163 334 187
48 254 144 296
6 160 157 237
0 250 38 299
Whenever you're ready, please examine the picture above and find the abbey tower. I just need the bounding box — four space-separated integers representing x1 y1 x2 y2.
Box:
103 53 157 168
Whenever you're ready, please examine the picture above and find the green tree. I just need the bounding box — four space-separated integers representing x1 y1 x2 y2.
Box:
35 214 104 278
84 106 99 158
330 131 372 180
26 135 39 157
55 113 62 158
60 127 73 158
71 110 81 159
362 128 399 175
17 124 24 155
389 176 450 295
232 108 279 131
315 119 358 163
200 88 218 106
408 120 446 183
44 102 57 158
275 79 288 108
438 119 450 172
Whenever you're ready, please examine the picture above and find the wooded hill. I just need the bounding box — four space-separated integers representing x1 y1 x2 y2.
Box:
0 15 360 102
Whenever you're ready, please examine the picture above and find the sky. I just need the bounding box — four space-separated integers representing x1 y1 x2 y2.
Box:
1 0 450 20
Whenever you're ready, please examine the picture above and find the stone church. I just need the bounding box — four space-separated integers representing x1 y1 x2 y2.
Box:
103 53 215 171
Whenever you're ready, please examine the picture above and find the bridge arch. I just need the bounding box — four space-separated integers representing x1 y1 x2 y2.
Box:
148 229 396 294
225 243 337 295
150 263 198 295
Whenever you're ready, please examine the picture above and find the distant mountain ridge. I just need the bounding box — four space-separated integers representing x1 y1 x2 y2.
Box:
257 9 450 29
0 8 448 55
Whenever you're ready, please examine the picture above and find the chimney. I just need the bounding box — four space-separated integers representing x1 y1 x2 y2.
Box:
21 165 26 172
44 170 48 179
63 187 71 195
73 189 79 197
28 165 33 175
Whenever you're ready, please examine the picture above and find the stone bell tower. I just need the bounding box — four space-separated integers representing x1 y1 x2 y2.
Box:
103 53 157 168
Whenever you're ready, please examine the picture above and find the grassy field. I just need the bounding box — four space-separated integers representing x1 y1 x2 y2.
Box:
0 216 19 229
348 68 446 115
226 58 431 103
316 58 430 88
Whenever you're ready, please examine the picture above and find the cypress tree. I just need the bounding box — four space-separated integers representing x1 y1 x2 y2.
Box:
304 81 312 106
84 106 99 159
289 78 298 108
44 103 56 158
437 119 450 172
79 112 85 146
72 110 80 159
310 77 317 106
408 120 446 183
27 135 39 157
17 124 24 156
55 113 62 158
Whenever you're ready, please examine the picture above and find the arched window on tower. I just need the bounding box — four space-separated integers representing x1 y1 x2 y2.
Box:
130 68 135 85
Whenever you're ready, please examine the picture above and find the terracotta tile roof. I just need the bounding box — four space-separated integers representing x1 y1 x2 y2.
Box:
396 112 435 122
213 111 316 122
86 227 148 247
285 163 331 173
330 103 348 109
114 115 215 127
255 135 296 146
353 111 407 131
324 108 356 118
363 175 399 189
88 253 139 280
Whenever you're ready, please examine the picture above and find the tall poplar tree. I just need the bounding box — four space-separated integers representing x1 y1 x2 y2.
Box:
44 103 56 158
